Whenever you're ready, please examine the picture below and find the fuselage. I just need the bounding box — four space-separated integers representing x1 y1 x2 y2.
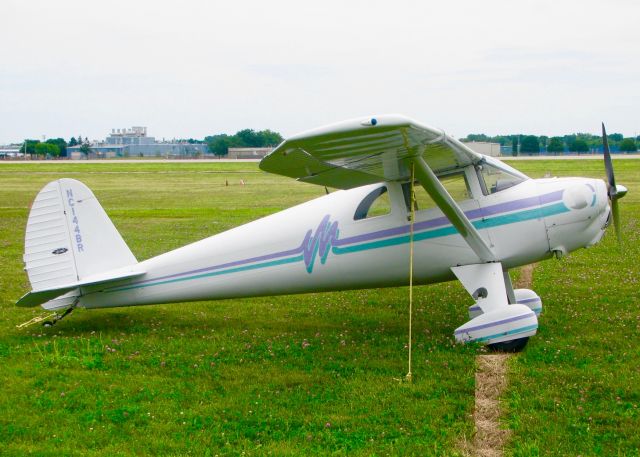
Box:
78 161 610 309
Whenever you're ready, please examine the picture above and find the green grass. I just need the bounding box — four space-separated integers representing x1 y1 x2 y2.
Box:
0 160 637 456
501 159 640 456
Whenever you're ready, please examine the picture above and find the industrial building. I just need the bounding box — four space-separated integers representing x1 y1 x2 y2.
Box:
67 127 210 159
0 145 23 158
227 147 274 160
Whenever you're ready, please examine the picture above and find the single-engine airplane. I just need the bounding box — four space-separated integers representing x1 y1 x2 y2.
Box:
16 116 627 351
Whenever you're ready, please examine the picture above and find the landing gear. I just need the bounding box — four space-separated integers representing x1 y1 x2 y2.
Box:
488 336 529 353
41 304 75 328
452 263 538 349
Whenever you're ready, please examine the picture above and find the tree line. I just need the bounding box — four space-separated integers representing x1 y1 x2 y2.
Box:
19 136 91 157
460 132 639 155
205 129 283 156
15 129 637 158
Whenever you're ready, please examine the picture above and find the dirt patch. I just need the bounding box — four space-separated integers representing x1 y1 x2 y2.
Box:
515 263 535 289
472 354 512 456
462 263 536 457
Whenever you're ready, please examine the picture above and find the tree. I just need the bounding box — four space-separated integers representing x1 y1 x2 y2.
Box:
205 129 284 156
235 129 260 147
69 137 78 147
569 139 589 152
48 143 61 157
256 129 283 146
34 143 48 156
511 136 519 156
46 138 67 157
547 137 564 153
619 138 637 152
608 133 623 142
20 139 40 155
206 135 231 156
539 135 549 152
34 142 60 157
79 142 92 157
463 133 490 142
520 135 540 154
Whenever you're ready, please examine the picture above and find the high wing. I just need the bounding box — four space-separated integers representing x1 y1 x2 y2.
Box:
260 114 495 262
259 114 482 189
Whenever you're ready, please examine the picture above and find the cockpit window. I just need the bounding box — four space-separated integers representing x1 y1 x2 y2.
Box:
476 161 526 195
354 186 391 220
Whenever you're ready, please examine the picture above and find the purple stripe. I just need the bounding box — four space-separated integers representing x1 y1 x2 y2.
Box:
333 216 447 246
540 190 564 205
454 312 533 335
128 244 304 286
334 190 564 247
517 297 541 304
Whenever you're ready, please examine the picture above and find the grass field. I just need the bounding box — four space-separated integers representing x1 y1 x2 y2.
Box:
0 160 638 456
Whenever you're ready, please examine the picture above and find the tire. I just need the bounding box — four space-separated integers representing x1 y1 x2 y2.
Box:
488 337 529 353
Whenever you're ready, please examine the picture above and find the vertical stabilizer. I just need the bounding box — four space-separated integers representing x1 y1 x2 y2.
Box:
24 179 137 293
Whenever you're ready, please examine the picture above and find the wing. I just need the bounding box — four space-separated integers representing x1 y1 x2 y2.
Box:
259 114 482 189
260 114 495 262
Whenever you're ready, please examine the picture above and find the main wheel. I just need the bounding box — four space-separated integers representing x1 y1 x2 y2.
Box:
488 337 529 353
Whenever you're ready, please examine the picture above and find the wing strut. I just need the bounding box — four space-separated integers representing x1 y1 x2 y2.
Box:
409 156 496 262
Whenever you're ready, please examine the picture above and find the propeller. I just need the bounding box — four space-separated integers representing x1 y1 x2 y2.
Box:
602 123 627 243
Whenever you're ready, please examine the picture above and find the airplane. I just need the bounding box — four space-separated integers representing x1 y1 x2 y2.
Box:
16 115 627 352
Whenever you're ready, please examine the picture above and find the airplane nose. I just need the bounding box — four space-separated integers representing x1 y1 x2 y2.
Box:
596 179 612 231
596 179 609 210
604 205 612 229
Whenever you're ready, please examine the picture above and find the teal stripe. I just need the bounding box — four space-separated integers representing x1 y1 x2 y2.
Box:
473 202 567 229
332 226 458 255
109 255 304 292
472 324 539 343
333 202 568 256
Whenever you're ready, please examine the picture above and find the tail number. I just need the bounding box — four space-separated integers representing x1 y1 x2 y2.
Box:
66 189 84 253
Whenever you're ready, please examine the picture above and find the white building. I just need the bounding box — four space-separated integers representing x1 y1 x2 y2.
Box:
462 141 501 157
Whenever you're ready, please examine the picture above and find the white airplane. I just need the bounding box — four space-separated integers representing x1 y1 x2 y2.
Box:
16 115 627 352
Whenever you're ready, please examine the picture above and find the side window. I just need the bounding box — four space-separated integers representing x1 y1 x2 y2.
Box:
476 163 525 195
402 182 436 211
354 186 391 220
402 172 472 212
440 173 472 201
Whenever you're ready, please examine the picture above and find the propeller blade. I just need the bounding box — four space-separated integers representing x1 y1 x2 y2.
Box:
612 198 621 244
602 123 616 196
602 123 625 245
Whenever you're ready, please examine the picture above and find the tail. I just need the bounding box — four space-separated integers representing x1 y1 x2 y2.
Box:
17 179 144 309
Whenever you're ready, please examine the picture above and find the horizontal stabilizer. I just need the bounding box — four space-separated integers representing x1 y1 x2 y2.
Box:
16 266 145 308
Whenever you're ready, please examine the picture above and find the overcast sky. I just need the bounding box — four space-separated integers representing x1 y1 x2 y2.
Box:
1 0 638 143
